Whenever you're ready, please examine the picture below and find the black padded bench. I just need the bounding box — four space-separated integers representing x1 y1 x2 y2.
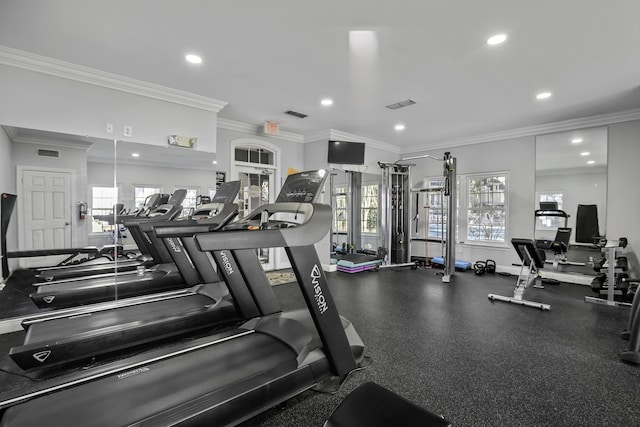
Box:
325 382 451 427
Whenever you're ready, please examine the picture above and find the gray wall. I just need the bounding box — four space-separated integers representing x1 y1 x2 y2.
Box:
607 119 640 274
0 65 219 152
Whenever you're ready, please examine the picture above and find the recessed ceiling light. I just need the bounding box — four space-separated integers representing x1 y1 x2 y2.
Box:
486 34 507 45
395 124 405 131
131 153 140 158
321 99 333 106
580 152 590 156
185 54 202 64
571 138 583 144
587 160 595 165
212 160 218 164
536 92 552 100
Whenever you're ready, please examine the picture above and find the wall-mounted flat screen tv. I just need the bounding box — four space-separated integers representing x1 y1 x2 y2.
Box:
327 140 365 165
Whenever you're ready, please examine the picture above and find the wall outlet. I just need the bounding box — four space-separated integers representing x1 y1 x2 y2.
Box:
106 122 114 134
123 125 133 137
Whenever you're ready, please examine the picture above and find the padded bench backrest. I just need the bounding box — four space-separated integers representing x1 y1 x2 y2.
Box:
512 238 545 269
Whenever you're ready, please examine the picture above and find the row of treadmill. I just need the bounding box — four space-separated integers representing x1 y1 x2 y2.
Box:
0 170 365 426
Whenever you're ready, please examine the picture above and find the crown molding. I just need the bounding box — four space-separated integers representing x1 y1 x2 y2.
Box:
217 117 304 143
0 45 227 113
304 129 401 154
4 125 94 150
402 108 640 155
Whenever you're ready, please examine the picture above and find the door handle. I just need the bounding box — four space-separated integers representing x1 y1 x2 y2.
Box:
65 222 70 226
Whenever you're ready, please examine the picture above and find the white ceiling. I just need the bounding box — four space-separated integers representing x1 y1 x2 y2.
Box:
1 1 639 151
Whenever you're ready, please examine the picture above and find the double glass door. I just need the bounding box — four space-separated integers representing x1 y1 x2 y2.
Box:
237 167 275 270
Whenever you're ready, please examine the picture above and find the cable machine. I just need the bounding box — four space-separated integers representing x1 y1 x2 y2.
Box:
378 152 457 282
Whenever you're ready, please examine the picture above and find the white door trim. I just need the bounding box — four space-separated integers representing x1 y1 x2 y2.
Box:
16 165 77 251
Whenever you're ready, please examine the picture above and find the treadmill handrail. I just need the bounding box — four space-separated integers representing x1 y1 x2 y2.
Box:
153 203 239 238
195 203 331 252
534 209 570 218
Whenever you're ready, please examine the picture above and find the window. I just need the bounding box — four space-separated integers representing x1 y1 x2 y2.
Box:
234 147 274 165
333 185 348 233
361 184 378 234
179 188 199 217
134 186 161 209
536 192 565 230
466 174 507 243
425 178 446 239
90 186 118 233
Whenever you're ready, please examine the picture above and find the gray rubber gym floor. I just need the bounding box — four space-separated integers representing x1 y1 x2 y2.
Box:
242 268 640 427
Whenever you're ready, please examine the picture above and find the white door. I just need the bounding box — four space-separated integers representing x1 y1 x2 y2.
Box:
20 169 73 267
237 166 276 271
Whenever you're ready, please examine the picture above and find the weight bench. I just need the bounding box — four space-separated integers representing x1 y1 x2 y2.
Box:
488 238 551 310
325 382 450 427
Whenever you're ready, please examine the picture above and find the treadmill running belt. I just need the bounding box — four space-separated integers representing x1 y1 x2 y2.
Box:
2 333 311 426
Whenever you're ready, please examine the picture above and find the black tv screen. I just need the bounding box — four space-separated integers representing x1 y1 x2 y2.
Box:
327 140 365 165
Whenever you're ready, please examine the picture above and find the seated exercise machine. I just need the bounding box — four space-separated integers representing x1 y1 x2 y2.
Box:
534 204 584 268
488 238 551 310
0 170 364 427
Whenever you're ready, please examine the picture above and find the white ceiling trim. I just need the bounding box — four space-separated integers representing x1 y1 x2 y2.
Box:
3 125 94 150
0 45 228 113
402 108 640 155
217 117 304 143
304 129 401 154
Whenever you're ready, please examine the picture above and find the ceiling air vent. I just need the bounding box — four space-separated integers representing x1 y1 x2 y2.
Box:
385 99 417 110
285 110 308 119
37 149 60 158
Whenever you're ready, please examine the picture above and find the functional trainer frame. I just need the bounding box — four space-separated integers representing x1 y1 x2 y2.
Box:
379 152 457 282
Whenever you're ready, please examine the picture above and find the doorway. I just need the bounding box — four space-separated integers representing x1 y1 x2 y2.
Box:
17 166 75 268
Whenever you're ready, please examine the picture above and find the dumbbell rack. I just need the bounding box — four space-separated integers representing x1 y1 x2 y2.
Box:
584 240 631 307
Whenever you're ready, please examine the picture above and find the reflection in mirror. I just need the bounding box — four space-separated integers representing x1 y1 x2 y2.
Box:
0 126 116 323
330 170 380 257
535 126 607 267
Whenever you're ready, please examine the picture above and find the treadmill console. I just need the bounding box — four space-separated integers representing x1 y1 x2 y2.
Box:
212 181 241 204
275 170 328 203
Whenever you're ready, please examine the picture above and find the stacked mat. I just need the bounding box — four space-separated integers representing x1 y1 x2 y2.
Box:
336 254 381 273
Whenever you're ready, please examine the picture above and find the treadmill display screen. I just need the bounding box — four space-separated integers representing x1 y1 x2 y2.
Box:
276 170 328 203
212 181 241 203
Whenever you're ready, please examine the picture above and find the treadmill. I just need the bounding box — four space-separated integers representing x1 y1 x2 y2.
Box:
33 191 184 282
0 170 364 427
28 185 240 309
8 178 286 370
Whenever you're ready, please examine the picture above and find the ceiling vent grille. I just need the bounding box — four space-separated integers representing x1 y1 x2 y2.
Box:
37 149 60 158
385 99 417 110
285 110 308 119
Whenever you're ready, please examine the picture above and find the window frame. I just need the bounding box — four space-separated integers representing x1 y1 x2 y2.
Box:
462 171 509 246
133 185 163 210
360 183 378 234
89 184 120 234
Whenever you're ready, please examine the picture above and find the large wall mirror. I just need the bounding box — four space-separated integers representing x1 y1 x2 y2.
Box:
330 169 381 256
0 127 219 326
535 126 608 255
